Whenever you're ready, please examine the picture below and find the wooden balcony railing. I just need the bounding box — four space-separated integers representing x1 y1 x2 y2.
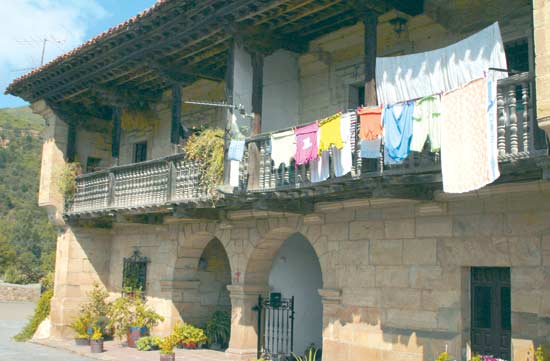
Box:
67 153 210 215
239 72 547 193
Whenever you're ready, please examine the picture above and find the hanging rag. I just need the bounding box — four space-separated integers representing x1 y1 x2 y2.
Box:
318 113 343 153
360 139 382 159
383 102 415 163
270 130 296 168
376 22 507 105
441 77 497 193
228 140 246 161
358 107 383 140
229 160 240 187
410 95 442 152
295 122 319 166
334 112 353 177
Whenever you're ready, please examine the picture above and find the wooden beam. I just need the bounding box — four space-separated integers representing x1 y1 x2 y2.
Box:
363 10 378 107
251 51 263 135
223 42 234 186
171 84 181 148
111 107 121 166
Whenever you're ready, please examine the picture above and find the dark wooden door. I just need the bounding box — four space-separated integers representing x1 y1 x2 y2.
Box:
471 267 511 360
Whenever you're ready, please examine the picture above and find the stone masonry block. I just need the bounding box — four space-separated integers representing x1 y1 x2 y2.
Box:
416 216 453 237
381 288 421 309
338 241 369 266
386 309 437 330
421 290 460 311
322 222 349 241
370 239 403 265
324 208 355 223
385 219 415 239
403 238 437 265
349 221 384 240
509 236 542 266
375 266 409 288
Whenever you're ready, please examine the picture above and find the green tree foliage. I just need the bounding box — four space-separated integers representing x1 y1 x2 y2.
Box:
12 288 54 341
0 107 55 283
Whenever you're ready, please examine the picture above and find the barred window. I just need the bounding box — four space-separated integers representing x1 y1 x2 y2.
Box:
122 250 148 293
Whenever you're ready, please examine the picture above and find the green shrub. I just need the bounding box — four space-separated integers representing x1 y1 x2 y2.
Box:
107 290 164 338
172 321 207 347
205 310 230 348
536 343 550 361
13 288 53 341
436 352 453 361
136 336 162 351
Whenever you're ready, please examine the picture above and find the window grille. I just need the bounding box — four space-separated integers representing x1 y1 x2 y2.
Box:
122 250 148 293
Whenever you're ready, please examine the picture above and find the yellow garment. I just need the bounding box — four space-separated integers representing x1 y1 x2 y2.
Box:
318 113 343 153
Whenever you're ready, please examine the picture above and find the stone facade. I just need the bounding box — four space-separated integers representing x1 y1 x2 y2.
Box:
44 181 550 361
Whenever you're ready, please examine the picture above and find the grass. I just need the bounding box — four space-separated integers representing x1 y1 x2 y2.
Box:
13 288 53 341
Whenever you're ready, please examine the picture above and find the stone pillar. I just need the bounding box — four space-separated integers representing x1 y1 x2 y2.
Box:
318 289 342 361
31 100 68 226
226 284 267 361
533 0 550 134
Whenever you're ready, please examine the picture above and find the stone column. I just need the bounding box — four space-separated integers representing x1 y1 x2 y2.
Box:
225 284 267 361
533 0 550 134
318 289 342 360
31 100 69 226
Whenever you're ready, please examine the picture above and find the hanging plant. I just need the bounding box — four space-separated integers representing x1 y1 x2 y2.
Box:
183 128 225 202
58 162 81 207
121 108 159 131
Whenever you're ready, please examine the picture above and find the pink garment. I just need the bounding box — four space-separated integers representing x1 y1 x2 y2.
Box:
295 122 318 166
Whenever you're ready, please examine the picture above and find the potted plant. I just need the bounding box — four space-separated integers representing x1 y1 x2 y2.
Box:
90 327 104 353
172 321 207 349
107 290 164 347
71 313 91 346
205 311 230 349
159 335 177 361
136 335 162 351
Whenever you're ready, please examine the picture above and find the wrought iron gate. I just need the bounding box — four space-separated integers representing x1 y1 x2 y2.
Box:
255 294 295 360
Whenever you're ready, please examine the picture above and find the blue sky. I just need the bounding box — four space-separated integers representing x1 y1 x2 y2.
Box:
0 0 157 108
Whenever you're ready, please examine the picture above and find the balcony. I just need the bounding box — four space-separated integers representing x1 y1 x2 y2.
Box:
238 73 548 197
66 153 212 217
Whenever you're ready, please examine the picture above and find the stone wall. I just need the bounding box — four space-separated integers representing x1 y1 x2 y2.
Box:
534 0 550 133
0 282 40 302
49 180 550 360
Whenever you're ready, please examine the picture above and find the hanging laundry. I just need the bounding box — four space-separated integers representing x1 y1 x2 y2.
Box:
229 160 240 187
295 122 318 166
486 78 500 182
311 152 330 183
228 140 246 161
376 22 507 105
358 107 383 140
441 77 498 193
270 130 296 168
360 139 381 159
318 113 343 153
333 112 353 177
383 102 415 163
410 95 442 152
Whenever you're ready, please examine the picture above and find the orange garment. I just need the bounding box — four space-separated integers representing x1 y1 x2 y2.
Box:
358 107 383 140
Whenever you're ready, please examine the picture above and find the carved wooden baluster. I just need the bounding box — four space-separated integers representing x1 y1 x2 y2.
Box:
521 81 530 153
497 85 506 157
508 85 518 154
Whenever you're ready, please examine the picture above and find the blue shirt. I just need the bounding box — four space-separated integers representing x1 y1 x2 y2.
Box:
383 102 415 163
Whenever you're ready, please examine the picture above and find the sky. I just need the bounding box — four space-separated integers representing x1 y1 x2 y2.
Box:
0 0 157 108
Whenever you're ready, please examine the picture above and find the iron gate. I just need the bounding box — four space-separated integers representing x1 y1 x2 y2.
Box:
255 293 295 360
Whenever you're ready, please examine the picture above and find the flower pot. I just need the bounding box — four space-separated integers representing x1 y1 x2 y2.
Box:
74 337 90 346
182 342 197 349
160 353 175 361
90 339 104 353
127 326 143 348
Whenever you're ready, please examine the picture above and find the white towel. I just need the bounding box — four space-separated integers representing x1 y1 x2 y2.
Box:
270 130 295 168
441 78 497 193
334 112 353 177
376 22 507 105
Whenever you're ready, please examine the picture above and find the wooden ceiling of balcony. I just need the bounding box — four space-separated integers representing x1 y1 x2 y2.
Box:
6 0 422 118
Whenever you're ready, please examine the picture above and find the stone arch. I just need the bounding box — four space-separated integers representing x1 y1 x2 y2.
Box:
170 225 233 327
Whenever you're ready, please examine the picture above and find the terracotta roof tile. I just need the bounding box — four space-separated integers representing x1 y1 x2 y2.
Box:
5 0 171 95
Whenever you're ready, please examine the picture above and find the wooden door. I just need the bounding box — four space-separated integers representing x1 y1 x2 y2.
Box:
471 267 511 360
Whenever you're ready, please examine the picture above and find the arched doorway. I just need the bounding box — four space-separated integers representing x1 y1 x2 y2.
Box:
264 233 323 357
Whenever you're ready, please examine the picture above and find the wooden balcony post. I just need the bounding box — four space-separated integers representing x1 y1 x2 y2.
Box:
111 107 121 166
223 42 234 186
363 10 378 107
171 83 182 154
247 51 264 190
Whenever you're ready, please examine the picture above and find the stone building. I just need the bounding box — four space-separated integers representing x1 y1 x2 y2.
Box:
4 1 550 360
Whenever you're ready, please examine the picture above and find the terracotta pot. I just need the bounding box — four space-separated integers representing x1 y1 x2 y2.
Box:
160 353 175 361
74 337 90 346
126 326 143 348
90 339 104 353
182 342 197 349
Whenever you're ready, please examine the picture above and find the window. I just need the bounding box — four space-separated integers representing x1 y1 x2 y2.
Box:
348 84 366 109
86 157 102 173
504 39 529 73
122 250 148 293
134 142 147 163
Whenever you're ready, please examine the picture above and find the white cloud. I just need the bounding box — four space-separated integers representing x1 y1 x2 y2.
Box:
0 0 108 106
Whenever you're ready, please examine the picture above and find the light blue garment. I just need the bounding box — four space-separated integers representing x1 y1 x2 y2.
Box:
360 139 381 159
383 102 415 163
228 140 245 161
486 78 500 181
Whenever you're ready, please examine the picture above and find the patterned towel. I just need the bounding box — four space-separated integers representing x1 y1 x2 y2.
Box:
441 77 498 193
